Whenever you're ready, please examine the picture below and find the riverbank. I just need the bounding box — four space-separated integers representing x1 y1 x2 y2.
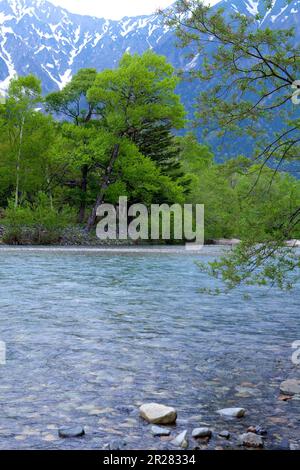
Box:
1 225 299 249
0 245 229 255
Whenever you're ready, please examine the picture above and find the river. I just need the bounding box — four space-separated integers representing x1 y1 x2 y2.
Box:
0 246 299 450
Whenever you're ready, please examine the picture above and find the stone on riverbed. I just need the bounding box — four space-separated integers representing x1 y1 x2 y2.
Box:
103 440 127 450
151 425 171 437
247 425 267 436
218 430 230 439
217 407 246 418
139 403 177 425
239 432 264 448
171 430 188 449
280 379 300 396
58 426 85 438
192 428 212 439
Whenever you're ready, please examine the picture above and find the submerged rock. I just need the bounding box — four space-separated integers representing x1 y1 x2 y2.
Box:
192 428 212 439
247 425 267 436
217 407 246 418
139 403 177 425
103 440 127 450
171 430 188 449
280 379 300 396
239 432 264 448
218 430 230 439
151 425 171 437
58 426 85 438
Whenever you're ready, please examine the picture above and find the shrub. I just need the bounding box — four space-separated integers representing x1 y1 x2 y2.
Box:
2 194 75 245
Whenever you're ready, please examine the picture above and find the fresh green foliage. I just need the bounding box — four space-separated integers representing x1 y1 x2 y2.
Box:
166 0 300 289
2 193 75 245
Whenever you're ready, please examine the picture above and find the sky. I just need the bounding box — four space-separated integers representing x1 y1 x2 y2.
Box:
48 0 176 20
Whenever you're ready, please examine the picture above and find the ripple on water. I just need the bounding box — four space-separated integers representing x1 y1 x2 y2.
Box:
0 247 299 450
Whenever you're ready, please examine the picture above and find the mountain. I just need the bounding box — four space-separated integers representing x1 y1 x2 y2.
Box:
1 0 299 95
0 0 299 170
0 0 178 93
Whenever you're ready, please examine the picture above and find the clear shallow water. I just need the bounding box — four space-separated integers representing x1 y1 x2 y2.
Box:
0 247 299 450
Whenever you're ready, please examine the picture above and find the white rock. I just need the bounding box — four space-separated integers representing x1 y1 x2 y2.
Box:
58 426 85 438
151 425 171 437
239 432 264 448
171 430 188 448
280 379 300 396
192 427 212 438
217 407 246 418
139 403 177 425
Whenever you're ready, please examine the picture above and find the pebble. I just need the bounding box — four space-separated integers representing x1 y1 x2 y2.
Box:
151 426 171 437
239 432 264 448
58 426 85 438
217 407 246 418
218 430 230 439
247 425 267 436
192 427 212 439
139 403 177 425
280 379 300 396
171 430 188 449
103 440 127 450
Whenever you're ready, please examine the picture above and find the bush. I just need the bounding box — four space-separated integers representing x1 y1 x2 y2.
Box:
2 194 75 245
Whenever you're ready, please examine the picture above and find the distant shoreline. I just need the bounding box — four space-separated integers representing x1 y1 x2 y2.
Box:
0 244 231 255
0 245 299 256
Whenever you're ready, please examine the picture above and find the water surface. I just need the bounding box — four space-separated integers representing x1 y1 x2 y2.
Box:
0 247 299 450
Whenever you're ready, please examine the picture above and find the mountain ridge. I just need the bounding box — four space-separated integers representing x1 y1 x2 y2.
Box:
1 0 299 95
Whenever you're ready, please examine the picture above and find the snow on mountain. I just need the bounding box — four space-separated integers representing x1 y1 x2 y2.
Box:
219 0 300 28
0 0 175 92
0 0 299 94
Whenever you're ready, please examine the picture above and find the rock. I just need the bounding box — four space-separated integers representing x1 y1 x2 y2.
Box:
171 430 188 449
278 394 293 402
58 426 85 438
192 427 212 439
116 405 135 414
247 425 267 436
151 425 171 437
218 430 230 439
239 432 264 448
280 379 300 396
290 443 300 451
103 440 127 450
235 386 257 397
217 407 246 418
139 403 177 425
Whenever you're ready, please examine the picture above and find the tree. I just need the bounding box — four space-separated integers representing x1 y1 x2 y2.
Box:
46 69 99 222
85 51 186 231
166 0 300 289
0 75 57 210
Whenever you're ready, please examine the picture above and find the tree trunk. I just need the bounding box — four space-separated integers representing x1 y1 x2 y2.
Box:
15 116 25 208
78 164 89 223
85 144 120 232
